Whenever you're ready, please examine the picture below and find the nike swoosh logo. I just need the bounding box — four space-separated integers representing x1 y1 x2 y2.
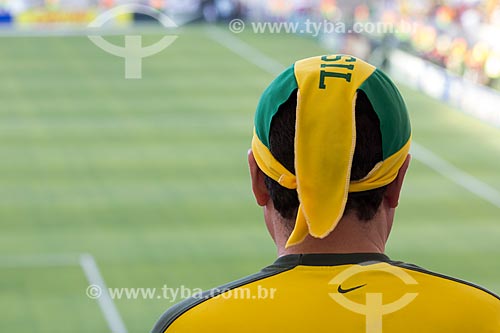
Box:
337 284 366 294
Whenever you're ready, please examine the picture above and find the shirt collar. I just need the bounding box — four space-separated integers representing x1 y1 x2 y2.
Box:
272 253 391 267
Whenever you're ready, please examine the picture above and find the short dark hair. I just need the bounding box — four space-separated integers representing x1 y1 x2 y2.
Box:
263 90 386 228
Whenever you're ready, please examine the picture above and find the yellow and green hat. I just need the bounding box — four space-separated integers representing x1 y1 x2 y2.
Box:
252 55 411 248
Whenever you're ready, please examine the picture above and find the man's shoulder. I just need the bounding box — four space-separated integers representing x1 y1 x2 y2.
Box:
150 256 500 332
150 261 295 333
389 260 500 302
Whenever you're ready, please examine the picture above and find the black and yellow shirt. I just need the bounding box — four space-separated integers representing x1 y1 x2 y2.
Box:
151 253 500 332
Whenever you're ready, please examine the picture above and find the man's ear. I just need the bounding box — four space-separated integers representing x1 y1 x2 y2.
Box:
248 150 270 206
385 154 411 208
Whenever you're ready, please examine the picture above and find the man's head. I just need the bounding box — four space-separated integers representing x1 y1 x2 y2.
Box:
264 90 387 227
248 55 411 254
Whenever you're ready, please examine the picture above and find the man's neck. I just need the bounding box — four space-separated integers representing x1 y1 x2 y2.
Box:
273 210 391 257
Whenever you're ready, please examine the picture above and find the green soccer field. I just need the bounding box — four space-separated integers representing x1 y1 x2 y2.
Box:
0 24 499 333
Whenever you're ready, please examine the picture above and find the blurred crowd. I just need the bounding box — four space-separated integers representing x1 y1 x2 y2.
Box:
244 0 500 91
0 0 244 22
367 0 500 91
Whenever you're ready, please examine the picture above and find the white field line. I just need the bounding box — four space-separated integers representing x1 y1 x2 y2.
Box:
205 26 284 76
205 27 500 209
0 25 174 38
411 143 500 208
80 253 128 333
0 252 127 333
